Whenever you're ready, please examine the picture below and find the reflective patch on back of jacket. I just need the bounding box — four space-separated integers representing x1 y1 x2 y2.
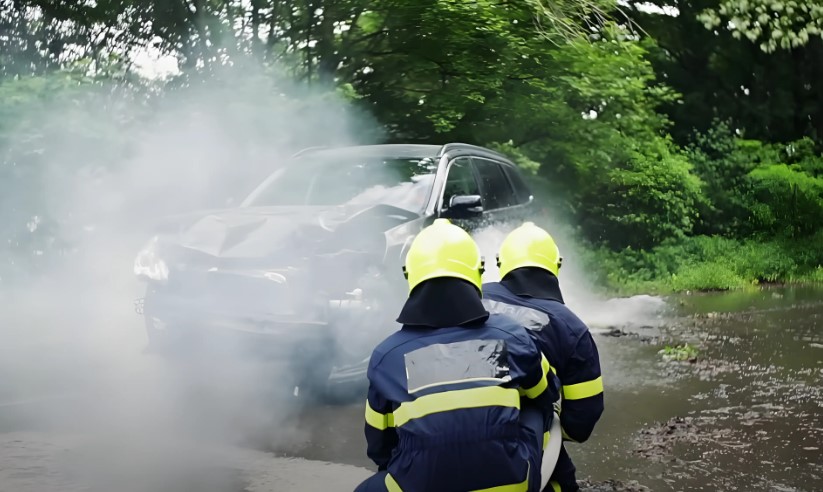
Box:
404 339 513 394
482 299 550 332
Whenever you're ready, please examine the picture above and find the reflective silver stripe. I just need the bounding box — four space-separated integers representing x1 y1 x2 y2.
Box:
482 299 550 332
404 339 512 394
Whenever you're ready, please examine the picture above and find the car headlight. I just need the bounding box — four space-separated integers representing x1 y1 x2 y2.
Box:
134 236 169 283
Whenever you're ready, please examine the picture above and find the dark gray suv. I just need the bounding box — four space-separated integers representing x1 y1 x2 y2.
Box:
133 143 536 401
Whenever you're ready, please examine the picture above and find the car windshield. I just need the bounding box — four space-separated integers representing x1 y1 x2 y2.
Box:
243 154 438 213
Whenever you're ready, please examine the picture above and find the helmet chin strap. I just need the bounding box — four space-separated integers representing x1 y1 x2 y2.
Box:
497 254 562 274
402 257 486 279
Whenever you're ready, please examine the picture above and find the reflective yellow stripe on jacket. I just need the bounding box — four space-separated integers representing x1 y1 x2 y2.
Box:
519 354 552 399
366 386 522 429
394 385 521 426
561 376 604 401
385 463 531 492
365 401 394 430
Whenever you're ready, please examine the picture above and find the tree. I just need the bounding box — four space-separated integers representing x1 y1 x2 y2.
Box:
698 0 823 53
630 0 823 144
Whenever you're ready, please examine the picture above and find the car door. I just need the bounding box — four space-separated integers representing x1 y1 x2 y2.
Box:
437 156 484 232
470 157 523 226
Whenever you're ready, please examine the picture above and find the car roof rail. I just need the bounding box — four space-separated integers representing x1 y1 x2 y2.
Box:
291 146 328 157
440 142 515 163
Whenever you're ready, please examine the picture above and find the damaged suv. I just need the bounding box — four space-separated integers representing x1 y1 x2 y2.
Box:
133 143 536 401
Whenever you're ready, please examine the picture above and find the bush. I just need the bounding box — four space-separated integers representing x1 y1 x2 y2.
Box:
582 234 822 295
686 121 772 236
747 164 823 237
669 261 748 292
581 136 705 250
687 122 823 239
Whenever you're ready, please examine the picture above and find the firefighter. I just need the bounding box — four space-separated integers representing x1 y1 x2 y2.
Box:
354 218 559 492
482 222 604 492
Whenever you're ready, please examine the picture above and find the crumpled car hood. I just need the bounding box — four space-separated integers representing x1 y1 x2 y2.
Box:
172 206 327 258
158 204 420 260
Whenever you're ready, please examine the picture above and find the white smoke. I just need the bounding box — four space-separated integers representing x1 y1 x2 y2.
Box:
0 61 378 491
472 219 669 331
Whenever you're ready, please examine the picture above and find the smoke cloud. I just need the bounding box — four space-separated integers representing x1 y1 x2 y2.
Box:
0 60 379 491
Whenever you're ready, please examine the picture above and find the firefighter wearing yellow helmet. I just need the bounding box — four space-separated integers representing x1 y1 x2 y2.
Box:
354 219 559 492
483 222 605 492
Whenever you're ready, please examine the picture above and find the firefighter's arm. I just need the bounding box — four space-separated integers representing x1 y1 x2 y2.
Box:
364 382 397 470
515 334 555 401
511 332 559 452
559 331 604 443
510 330 558 418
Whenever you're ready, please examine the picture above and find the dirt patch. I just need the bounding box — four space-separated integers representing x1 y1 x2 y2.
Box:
630 396 823 491
657 356 778 382
632 416 748 464
633 416 701 462
598 327 659 344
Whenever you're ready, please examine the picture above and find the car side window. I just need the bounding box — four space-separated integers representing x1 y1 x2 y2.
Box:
473 158 518 210
442 158 481 209
503 165 533 205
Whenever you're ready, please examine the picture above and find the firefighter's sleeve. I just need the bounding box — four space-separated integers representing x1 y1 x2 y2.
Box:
515 334 557 406
508 329 558 450
559 331 604 443
363 379 397 470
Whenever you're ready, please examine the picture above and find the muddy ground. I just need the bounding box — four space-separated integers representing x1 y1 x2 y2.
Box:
1 285 821 491
585 285 823 491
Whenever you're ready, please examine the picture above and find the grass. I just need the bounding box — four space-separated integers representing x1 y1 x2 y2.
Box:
582 233 823 296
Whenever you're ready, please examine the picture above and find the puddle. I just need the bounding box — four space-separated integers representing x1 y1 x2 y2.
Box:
570 285 823 491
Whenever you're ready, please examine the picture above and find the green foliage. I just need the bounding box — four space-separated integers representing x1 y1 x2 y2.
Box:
747 164 823 237
586 136 704 249
1 0 822 294
529 0 621 42
670 262 750 292
804 266 823 283
658 343 699 362
582 234 823 295
685 121 823 239
686 122 769 236
484 24 699 249
485 142 541 175
547 26 679 140
635 0 823 148
698 0 823 52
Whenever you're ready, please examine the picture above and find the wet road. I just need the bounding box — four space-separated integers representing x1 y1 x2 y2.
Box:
1 284 822 491
268 285 823 491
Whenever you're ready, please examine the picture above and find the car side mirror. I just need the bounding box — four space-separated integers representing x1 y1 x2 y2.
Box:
442 194 483 218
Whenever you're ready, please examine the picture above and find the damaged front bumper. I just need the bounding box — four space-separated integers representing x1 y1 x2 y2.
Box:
134 288 381 391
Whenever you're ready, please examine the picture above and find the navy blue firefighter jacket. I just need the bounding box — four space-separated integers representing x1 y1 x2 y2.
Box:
363 279 559 491
482 270 604 444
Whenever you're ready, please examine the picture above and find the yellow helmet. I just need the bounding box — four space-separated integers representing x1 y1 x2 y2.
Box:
497 222 562 278
402 219 485 293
